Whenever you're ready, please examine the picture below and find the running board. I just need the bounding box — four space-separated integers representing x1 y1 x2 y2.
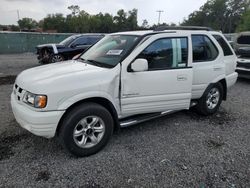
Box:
119 110 177 128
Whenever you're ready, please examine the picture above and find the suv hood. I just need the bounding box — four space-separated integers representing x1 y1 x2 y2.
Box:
16 60 105 92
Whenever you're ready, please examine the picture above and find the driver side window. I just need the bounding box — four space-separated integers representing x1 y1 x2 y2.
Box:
137 37 188 71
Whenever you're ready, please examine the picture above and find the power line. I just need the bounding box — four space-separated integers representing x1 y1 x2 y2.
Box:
156 10 164 25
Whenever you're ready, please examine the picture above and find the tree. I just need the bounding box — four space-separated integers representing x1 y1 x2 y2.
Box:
237 9 250 31
39 6 142 33
141 19 149 29
68 5 80 16
18 17 38 30
10 25 20 31
114 9 127 31
127 9 138 30
182 0 250 33
42 14 66 32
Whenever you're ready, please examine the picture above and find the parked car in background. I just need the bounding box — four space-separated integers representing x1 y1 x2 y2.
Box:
36 34 105 64
235 32 250 79
224 33 236 48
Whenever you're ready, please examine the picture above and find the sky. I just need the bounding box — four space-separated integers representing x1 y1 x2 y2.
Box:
0 0 208 26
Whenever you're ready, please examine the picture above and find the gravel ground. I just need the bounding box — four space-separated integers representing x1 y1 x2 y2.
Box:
0 54 250 187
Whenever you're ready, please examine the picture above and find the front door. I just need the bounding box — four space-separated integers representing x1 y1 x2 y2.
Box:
121 34 193 117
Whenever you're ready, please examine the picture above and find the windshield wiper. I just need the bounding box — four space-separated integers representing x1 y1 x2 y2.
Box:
87 59 103 66
77 57 87 62
78 58 112 68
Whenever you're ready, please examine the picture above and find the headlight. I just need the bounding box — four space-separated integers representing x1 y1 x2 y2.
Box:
23 91 47 108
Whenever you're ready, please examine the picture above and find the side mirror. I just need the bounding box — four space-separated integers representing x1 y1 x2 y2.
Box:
131 58 148 72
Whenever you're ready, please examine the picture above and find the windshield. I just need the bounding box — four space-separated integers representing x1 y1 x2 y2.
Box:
60 35 77 46
79 35 139 68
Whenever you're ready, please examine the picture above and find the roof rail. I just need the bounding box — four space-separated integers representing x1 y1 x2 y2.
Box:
154 26 213 31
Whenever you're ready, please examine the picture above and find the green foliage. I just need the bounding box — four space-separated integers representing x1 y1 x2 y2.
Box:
237 9 250 31
182 0 250 33
40 5 138 33
42 14 66 32
18 17 38 30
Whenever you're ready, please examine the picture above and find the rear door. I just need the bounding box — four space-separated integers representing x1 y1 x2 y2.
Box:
191 34 225 99
120 33 193 117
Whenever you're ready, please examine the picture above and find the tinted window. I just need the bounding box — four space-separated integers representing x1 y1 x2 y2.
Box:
88 36 102 44
60 35 77 46
192 35 218 62
213 35 233 56
237 35 250 45
73 37 88 46
137 38 188 70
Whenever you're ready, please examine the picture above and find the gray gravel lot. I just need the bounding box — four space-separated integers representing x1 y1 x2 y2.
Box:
0 54 250 187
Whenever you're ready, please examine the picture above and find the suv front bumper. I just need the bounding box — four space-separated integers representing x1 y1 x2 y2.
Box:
11 93 65 138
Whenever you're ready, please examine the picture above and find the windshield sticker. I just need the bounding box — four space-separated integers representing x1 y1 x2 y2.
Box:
107 50 123 55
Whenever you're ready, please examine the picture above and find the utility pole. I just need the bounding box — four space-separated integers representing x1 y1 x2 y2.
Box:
17 10 20 21
156 10 164 25
17 9 21 31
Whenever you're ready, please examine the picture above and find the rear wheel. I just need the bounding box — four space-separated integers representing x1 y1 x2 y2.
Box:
59 103 114 157
195 83 223 116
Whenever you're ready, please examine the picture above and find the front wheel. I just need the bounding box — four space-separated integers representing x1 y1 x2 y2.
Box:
195 83 223 116
59 103 114 157
50 54 64 63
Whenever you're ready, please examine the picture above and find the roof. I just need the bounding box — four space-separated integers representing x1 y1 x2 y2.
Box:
111 30 154 36
72 33 106 37
110 29 220 37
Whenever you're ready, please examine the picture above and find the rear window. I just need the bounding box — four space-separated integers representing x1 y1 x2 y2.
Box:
213 35 233 56
237 35 250 45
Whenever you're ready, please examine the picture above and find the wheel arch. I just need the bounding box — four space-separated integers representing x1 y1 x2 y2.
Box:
56 97 120 136
218 79 227 100
211 75 227 101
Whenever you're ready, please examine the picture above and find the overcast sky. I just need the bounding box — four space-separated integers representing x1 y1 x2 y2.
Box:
0 0 207 25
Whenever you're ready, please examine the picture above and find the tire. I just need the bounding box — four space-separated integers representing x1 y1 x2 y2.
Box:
195 83 223 116
50 54 64 63
59 102 114 157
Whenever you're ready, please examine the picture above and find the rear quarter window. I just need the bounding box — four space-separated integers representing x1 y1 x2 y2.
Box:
213 35 233 56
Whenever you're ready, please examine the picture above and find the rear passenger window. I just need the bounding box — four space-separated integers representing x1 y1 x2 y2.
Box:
213 35 233 56
192 35 218 62
137 37 188 70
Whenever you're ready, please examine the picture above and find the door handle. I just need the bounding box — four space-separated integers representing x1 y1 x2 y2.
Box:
177 75 187 81
213 67 222 71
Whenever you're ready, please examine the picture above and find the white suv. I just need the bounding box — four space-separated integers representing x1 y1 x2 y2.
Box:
11 28 238 156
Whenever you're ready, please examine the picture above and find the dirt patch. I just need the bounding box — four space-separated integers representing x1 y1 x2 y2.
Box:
185 109 236 127
0 134 28 161
0 75 16 85
0 146 14 161
35 170 51 182
80 180 103 188
205 139 225 149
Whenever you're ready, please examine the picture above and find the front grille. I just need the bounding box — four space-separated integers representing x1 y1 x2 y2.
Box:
13 84 24 101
